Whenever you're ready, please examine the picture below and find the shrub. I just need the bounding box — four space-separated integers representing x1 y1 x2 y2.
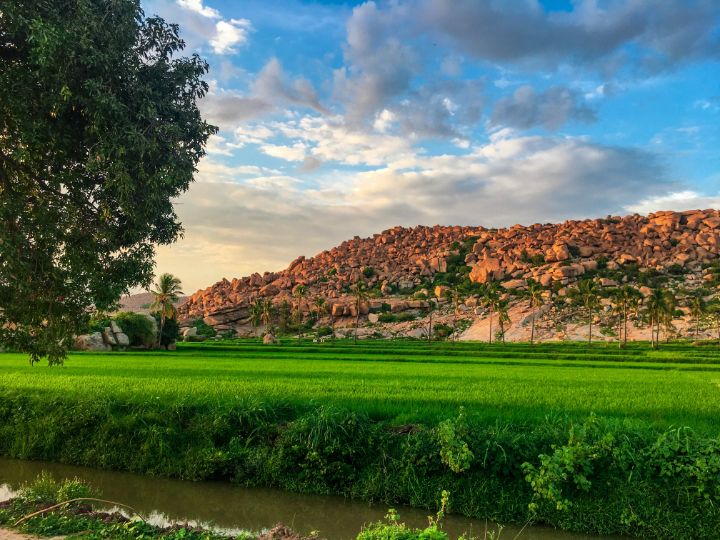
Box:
433 323 452 339
316 326 334 337
362 266 375 278
395 312 415 323
193 319 217 338
113 312 155 347
379 313 397 323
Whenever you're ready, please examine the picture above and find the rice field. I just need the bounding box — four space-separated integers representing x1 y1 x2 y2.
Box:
1 340 718 433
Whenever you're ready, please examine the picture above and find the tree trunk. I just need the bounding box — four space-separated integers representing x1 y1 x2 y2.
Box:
157 313 165 348
488 307 494 344
588 309 592 346
428 310 433 342
354 298 360 344
530 310 536 345
622 307 628 349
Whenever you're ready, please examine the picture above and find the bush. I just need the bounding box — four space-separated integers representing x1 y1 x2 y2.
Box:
316 326 334 337
378 313 397 323
395 312 415 322
193 319 217 338
113 312 155 347
433 323 452 339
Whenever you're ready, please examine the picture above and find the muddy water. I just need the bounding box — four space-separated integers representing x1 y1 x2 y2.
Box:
0 458 620 539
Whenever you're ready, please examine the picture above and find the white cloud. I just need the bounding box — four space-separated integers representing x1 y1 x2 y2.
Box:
176 0 220 19
210 18 252 54
625 190 720 214
260 142 307 162
373 109 396 133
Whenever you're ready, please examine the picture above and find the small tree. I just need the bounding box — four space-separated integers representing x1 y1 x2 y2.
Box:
645 288 675 349
444 287 463 342
526 280 544 345
313 296 327 322
351 281 369 344
426 299 437 342
292 285 307 338
150 273 183 347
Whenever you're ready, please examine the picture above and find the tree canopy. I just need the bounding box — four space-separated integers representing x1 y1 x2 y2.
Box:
0 0 216 363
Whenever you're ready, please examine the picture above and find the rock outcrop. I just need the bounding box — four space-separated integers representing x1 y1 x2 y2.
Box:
178 210 720 334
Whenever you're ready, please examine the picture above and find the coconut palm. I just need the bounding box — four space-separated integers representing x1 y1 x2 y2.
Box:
481 282 500 344
150 273 183 347
249 298 264 334
292 285 307 338
444 287 463 342
688 292 708 340
351 281 369 344
260 299 275 329
496 298 511 344
313 296 326 322
526 280 545 345
426 299 437 343
611 285 642 348
708 301 720 345
645 288 674 349
570 279 601 345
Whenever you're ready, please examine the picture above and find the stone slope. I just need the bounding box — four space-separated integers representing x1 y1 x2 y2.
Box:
178 210 720 333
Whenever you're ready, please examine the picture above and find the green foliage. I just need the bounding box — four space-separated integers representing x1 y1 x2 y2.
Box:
193 319 217 338
0 1 216 364
363 266 376 278
154 313 179 347
114 312 156 347
437 408 474 473
87 314 111 334
432 323 453 339
19 472 93 505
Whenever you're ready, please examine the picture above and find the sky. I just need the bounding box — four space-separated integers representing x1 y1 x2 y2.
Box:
142 0 720 293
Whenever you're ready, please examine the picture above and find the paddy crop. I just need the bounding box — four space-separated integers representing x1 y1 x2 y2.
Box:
0 340 718 432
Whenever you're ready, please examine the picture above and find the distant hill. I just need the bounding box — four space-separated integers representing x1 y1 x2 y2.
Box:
117 292 187 315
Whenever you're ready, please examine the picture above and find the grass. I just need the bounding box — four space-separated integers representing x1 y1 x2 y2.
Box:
1 340 719 432
1 340 720 538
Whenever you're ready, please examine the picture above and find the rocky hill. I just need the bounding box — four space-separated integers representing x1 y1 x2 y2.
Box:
178 209 720 339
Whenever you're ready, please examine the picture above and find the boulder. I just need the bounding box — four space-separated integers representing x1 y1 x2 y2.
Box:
102 327 117 346
368 313 380 323
183 327 198 338
74 332 110 351
115 332 130 347
263 333 278 345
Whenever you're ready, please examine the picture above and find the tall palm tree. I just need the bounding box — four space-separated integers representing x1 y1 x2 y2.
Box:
150 273 183 347
571 279 601 345
645 288 674 349
526 280 544 345
293 285 307 338
313 296 326 323
249 298 264 335
260 299 275 330
611 285 641 348
496 298 511 344
444 287 462 342
688 292 707 340
426 298 437 343
482 282 500 344
708 301 720 345
351 281 369 344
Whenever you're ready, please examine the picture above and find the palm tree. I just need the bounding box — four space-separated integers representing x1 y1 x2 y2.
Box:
688 292 707 340
645 288 674 349
293 285 307 338
426 299 437 343
249 298 264 335
526 280 544 345
444 287 462 342
351 281 369 344
150 273 183 347
571 279 601 345
260 299 275 330
611 285 641 348
496 298 511 344
482 282 500 344
313 296 326 322
708 301 720 345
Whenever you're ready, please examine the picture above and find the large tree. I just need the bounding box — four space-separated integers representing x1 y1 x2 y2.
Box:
0 1 216 364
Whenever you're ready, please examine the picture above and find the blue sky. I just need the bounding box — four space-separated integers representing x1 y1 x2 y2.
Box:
142 0 720 291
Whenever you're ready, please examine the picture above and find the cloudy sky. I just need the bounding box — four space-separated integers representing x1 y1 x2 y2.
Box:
143 0 720 292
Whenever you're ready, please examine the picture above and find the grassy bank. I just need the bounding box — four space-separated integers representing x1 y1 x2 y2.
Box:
1 341 719 538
